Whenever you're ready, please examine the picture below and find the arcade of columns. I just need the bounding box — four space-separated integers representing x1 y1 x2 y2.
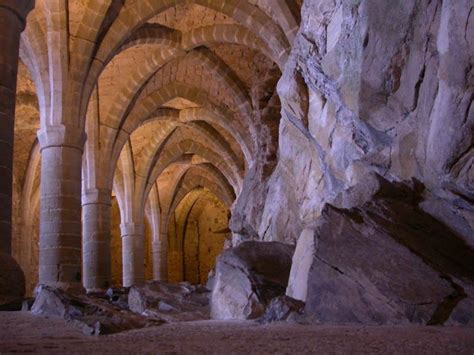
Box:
2 0 300 294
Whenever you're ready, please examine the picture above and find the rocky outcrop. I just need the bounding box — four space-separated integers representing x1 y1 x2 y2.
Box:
211 241 294 320
225 0 474 327
292 178 474 325
230 64 282 245
231 0 474 248
0 253 25 310
128 281 210 322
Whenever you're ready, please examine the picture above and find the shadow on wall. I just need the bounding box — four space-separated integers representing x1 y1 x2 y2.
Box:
168 189 230 284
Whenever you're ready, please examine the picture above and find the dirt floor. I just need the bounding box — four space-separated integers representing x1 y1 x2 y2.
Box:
0 312 473 354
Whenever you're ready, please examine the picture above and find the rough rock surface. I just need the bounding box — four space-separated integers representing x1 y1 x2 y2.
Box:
211 241 294 320
223 0 474 327
299 178 474 325
0 253 25 310
31 285 163 335
286 228 315 302
128 281 210 322
231 0 474 249
258 295 305 324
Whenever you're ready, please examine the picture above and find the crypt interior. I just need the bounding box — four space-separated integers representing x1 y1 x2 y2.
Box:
0 0 474 353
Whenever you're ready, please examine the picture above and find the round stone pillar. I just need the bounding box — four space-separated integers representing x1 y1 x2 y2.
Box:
152 238 168 281
120 223 145 287
37 126 86 289
0 0 34 254
82 188 112 291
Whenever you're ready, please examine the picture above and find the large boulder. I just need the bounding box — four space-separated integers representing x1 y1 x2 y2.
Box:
0 253 25 310
211 241 294 320
294 179 474 325
128 281 210 322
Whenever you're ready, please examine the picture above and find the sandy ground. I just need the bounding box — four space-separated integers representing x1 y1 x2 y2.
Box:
0 312 473 354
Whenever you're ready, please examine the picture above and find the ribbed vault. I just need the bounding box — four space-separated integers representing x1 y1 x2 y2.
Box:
12 0 300 291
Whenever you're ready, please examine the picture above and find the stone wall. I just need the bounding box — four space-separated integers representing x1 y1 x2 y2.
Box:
169 190 229 284
187 199 229 284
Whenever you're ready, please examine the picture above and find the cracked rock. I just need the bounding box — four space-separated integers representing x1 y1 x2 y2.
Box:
297 177 474 325
211 241 294 320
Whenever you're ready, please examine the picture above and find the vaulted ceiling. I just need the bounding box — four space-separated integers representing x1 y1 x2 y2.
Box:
13 0 301 288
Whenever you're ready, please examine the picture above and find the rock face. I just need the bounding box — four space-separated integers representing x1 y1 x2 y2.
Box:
231 0 474 248
226 0 474 326
0 253 25 310
128 281 210 322
297 178 474 325
211 241 294 320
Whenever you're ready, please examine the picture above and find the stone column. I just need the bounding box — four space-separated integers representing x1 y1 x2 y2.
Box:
152 237 168 281
82 188 112 291
0 0 34 254
120 223 144 286
37 126 86 289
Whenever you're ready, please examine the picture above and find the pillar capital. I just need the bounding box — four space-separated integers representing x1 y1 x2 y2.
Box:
120 223 144 237
82 188 112 206
37 125 86 152
0 0 34 29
